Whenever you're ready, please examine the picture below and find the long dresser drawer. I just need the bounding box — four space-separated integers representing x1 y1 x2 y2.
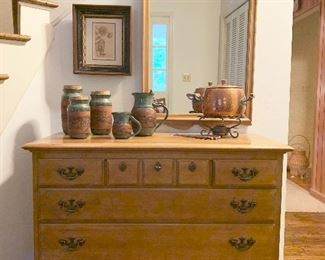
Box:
39 189 276 223
38 159 105 186
39 223 276 260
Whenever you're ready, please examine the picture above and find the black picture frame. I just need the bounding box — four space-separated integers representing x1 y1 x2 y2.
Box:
73 4 131 75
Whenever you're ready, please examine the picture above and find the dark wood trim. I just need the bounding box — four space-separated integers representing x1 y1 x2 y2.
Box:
0 74 10 81
73 4 131 75
312 0 325 201
12 0 19 33
0 32 31 42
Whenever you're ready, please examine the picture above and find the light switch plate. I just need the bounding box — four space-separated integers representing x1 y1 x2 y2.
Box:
182 73 191 82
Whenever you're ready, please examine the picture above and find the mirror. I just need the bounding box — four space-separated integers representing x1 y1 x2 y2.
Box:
142 0 256 127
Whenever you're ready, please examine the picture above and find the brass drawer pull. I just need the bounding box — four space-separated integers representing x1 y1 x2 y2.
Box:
230 199 256 213
154 161 162 172
188 161 197 172
231 167 258 181
229 237 256 251
119 161 127 172
59 237 85 251
57 167 84 180
58 199 85 213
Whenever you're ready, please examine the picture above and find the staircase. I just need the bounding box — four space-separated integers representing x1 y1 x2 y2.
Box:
0 0 58 133
0 0 58 78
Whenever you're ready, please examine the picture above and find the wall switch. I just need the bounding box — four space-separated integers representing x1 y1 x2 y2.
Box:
182 73 191 82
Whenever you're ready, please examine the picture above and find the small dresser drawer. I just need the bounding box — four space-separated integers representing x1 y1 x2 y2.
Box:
214 160 278 186
38 159 104 186
142 159 176 185
39 189 276 222
39 223 276 260
178 159 210 185
107 159 139 185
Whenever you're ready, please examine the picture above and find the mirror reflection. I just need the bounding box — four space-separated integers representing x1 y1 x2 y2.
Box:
149 0 250 114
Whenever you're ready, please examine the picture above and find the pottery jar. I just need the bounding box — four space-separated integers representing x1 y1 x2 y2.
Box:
90 90 112 135
131 91 168 136
112 112 142 139
67 96 90 139
61 84 82 134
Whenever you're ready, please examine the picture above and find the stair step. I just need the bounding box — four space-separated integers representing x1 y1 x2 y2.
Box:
19 0 59 9
0 33 31 43
0 74 10 81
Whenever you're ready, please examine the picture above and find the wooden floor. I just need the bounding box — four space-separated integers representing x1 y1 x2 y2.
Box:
285 212 325 259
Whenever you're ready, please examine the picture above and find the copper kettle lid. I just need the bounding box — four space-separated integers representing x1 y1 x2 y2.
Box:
205 80 242 90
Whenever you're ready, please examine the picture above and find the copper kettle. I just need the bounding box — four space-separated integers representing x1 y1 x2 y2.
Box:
187 80 254 117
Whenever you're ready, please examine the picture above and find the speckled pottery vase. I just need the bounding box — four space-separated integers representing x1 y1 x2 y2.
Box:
67 96 90 139
90 90 112 135
131 91 168 136
112 112 142 139
61 85 82 134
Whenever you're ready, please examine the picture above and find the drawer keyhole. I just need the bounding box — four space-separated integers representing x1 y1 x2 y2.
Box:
154 161 162 172
188 161 197 172
119 161 127 172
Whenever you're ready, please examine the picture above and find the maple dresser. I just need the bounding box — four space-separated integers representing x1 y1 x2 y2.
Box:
23 133 291 260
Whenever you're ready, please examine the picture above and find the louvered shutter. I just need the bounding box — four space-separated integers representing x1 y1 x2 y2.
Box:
223 2 249 87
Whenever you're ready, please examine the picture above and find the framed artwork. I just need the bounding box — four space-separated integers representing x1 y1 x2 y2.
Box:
73 4 131 75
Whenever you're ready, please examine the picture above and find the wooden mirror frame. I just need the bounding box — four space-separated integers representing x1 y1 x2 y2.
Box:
142 0 257 128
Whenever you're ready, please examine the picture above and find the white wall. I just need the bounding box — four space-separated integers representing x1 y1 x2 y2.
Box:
45 0 142 132
248 2 293 260
0 0 293 259
0 6 54 260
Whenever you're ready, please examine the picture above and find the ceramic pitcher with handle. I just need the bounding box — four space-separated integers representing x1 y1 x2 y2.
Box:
131 91 169 136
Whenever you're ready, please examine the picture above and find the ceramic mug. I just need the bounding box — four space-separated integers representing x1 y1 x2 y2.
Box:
112 112 142 139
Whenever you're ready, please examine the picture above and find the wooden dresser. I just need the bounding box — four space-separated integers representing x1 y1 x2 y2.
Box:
23 133 291 260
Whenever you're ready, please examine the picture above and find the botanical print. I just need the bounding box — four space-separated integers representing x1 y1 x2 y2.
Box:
84 17 123 66
93 22 116 61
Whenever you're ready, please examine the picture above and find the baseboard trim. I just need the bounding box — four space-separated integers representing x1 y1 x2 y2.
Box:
310 188 325 203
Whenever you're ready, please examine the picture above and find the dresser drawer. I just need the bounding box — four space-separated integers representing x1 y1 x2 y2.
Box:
39 189 276 222
142 159 176 185
178 159 210 185
107 159 139 185
38 159 104 186
39 223 277 260
214 160 278 186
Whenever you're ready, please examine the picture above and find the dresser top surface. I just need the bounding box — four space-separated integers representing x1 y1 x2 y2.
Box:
22 133 292 153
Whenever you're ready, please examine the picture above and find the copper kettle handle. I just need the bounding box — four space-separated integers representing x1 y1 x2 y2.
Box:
186 93 202 101
152 102 169 131
240 93 255 105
